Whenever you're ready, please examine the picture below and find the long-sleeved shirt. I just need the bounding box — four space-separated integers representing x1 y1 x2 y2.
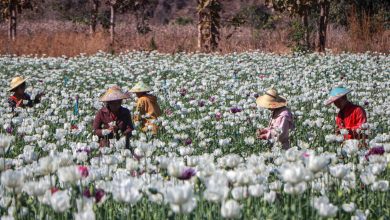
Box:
8 93 39 112
93 106 134 148
336 102 367 140
134 94 162 134
263 107 295 149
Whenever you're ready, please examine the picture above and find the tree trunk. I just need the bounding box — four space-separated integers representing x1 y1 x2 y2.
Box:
8 1 17 40
90 0 99 34
110 4 115 45
301 7 310 50
318 0 329 53
198 12 207 51
197 21 202 50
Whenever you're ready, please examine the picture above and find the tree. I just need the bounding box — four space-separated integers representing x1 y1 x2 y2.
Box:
267 0 334 52
90 0 100 34
0 0 34 40
197 0 222 52
131 0 157 34
266 0 315 51
318 0 330 52
104 0 157 45
108 0 115 45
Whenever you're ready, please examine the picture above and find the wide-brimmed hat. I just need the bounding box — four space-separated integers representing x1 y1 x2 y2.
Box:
256 88 287 109
324 87 351 105
129 82 151 93
9 76 27 91
100 86 130 102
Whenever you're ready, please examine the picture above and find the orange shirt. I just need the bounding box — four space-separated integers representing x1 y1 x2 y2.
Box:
134 94 162 133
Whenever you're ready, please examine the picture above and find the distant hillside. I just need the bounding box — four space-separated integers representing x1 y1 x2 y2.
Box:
151 0 266 24
14 0 267 25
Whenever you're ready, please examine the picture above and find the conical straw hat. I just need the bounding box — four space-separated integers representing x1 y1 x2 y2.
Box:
9 76 27 91
256 88 287 109
129 82 151 93
100 86 130 102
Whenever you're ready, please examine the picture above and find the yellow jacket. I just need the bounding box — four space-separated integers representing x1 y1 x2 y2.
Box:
134 94 162 134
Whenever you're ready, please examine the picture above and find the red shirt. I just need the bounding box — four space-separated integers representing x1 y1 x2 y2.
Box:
336 102 367 140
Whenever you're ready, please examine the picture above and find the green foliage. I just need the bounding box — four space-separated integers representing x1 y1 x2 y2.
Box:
149 36 158 50
230 5 273 30
288 19 309 53
116 0 158 35
175 17 193 26
0 0 35 19
137 25 152 34
265 0 317 16
329 0 390 30
51 0 89 22
99 10 111 30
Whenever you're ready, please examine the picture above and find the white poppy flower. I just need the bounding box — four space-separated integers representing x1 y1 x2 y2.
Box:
221 200 241 219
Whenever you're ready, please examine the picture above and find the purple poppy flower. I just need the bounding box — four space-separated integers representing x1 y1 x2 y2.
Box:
198 100 205 107
364 101 369 106
180 88 187 96
95 189 106 203
82 188 92 198
215 112 222 120
165 108 173 116
6 126 13 134
365 146 385 160
178 168 196 180
209 96 216 102
254 93 259 98
76 148 91 155
184 138 192 145
230 107 242 114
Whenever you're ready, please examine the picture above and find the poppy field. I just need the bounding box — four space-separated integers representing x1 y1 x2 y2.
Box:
0 51 389 219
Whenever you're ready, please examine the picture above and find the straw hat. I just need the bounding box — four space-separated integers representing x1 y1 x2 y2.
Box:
9 76 27 91
256 88 287 109
129 82 151 93
324 87 351 105
100 86 130 102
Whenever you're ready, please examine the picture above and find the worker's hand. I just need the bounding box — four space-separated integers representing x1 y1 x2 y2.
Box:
259 134 268 140
16 99 23 107
256 129 268 139
109 125 119 133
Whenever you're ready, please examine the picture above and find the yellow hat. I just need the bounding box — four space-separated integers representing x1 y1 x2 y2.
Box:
256 88 287 109
100 86 130 102
9 76 27 91
129 82 151 93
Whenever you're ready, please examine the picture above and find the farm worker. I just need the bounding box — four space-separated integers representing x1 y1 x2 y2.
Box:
93 86 134 148
8 76 44 112
325 87 367 141
130 82 162 134
256 88 295 149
